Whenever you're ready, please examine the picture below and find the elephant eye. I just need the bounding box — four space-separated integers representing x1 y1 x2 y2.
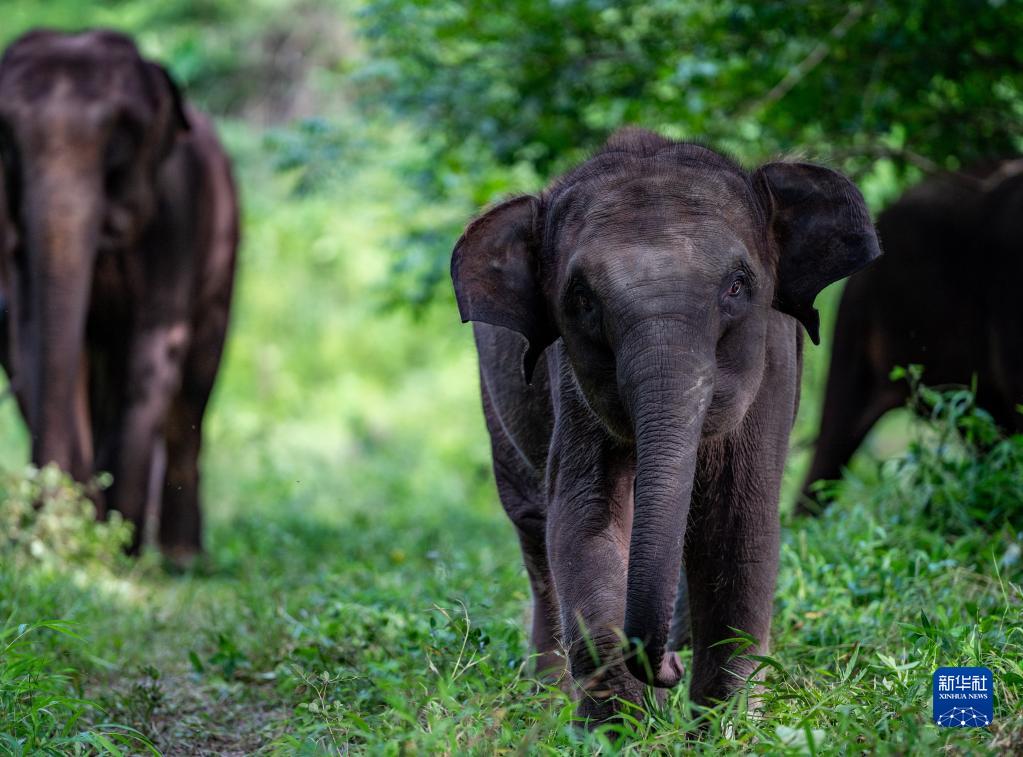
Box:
566 280 604 339
568 280 596 314
726 275 745 298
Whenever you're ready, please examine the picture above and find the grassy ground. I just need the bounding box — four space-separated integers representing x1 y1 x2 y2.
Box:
1 115 1021 755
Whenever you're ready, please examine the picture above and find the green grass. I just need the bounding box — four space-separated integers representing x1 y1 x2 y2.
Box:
1 117 1021 754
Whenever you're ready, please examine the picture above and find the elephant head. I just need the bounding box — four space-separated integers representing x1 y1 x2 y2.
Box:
0 29 189 477
452 129 880 688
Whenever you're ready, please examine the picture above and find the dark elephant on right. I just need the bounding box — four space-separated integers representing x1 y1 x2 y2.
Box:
798 160 1023 514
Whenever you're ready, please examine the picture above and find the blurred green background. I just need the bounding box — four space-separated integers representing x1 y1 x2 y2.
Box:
0 0 1021 752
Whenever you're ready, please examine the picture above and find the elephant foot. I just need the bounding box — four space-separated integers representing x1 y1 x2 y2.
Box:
573 668 647 726
159 543 204 573
690 662 763 712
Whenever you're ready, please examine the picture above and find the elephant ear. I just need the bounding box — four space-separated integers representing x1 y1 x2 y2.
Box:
144 61 191 155
451 195 555 382
755 162 882 344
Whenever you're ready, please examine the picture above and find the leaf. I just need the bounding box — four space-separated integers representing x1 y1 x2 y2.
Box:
82 732 125 756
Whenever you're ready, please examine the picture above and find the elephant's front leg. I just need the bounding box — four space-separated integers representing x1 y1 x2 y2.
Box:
685 439 782 707
490 446 561 677
546 420 642 722
108 320 190 552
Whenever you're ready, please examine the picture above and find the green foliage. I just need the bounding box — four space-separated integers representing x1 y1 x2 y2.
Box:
263 117 366 196
771 377 1023 754
882 365 1023 533
359 0 1023 175
0 0 354 122
0 620 156 754
0 470 153 753
0 466 131 570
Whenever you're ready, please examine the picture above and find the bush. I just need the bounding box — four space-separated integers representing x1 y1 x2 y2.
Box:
0 467 155 753
0 465 131 570
879 365 1023 534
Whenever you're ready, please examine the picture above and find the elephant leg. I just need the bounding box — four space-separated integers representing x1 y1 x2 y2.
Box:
686 440 782 707
492 453 561 678
158 391 205 562
685 341 800 708
798 385 902 515
70 350 95 485
546 422 643 722
685 516 779 707
157 305 227 562
982 338 1023 436
107 321 190 552
798 319 902 515
481 387 561 677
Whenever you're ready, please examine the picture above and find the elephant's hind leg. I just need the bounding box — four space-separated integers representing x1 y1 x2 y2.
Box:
158 307 228 562
484 393 562 679
798 316 903 515
108 321 190 552
158 390 205 563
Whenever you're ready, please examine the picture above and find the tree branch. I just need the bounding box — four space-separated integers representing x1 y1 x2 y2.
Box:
741 4 865 118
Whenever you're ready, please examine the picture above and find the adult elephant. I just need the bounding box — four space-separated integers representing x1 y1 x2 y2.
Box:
0 29 239 560
453 128 880 721
798 160 1023 515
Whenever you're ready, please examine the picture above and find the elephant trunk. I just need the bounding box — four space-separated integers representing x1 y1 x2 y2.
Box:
619 322 713 687
23 160 101 478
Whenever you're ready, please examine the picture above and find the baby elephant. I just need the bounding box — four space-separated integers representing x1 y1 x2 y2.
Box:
0 30 238 560
798 160 1023 514
452 128 880 721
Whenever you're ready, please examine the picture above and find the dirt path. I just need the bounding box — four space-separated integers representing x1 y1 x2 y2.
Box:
93 667 290 754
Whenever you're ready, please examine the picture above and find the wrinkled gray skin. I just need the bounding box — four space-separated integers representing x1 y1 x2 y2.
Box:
452 129 880 722
0 30 238 560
